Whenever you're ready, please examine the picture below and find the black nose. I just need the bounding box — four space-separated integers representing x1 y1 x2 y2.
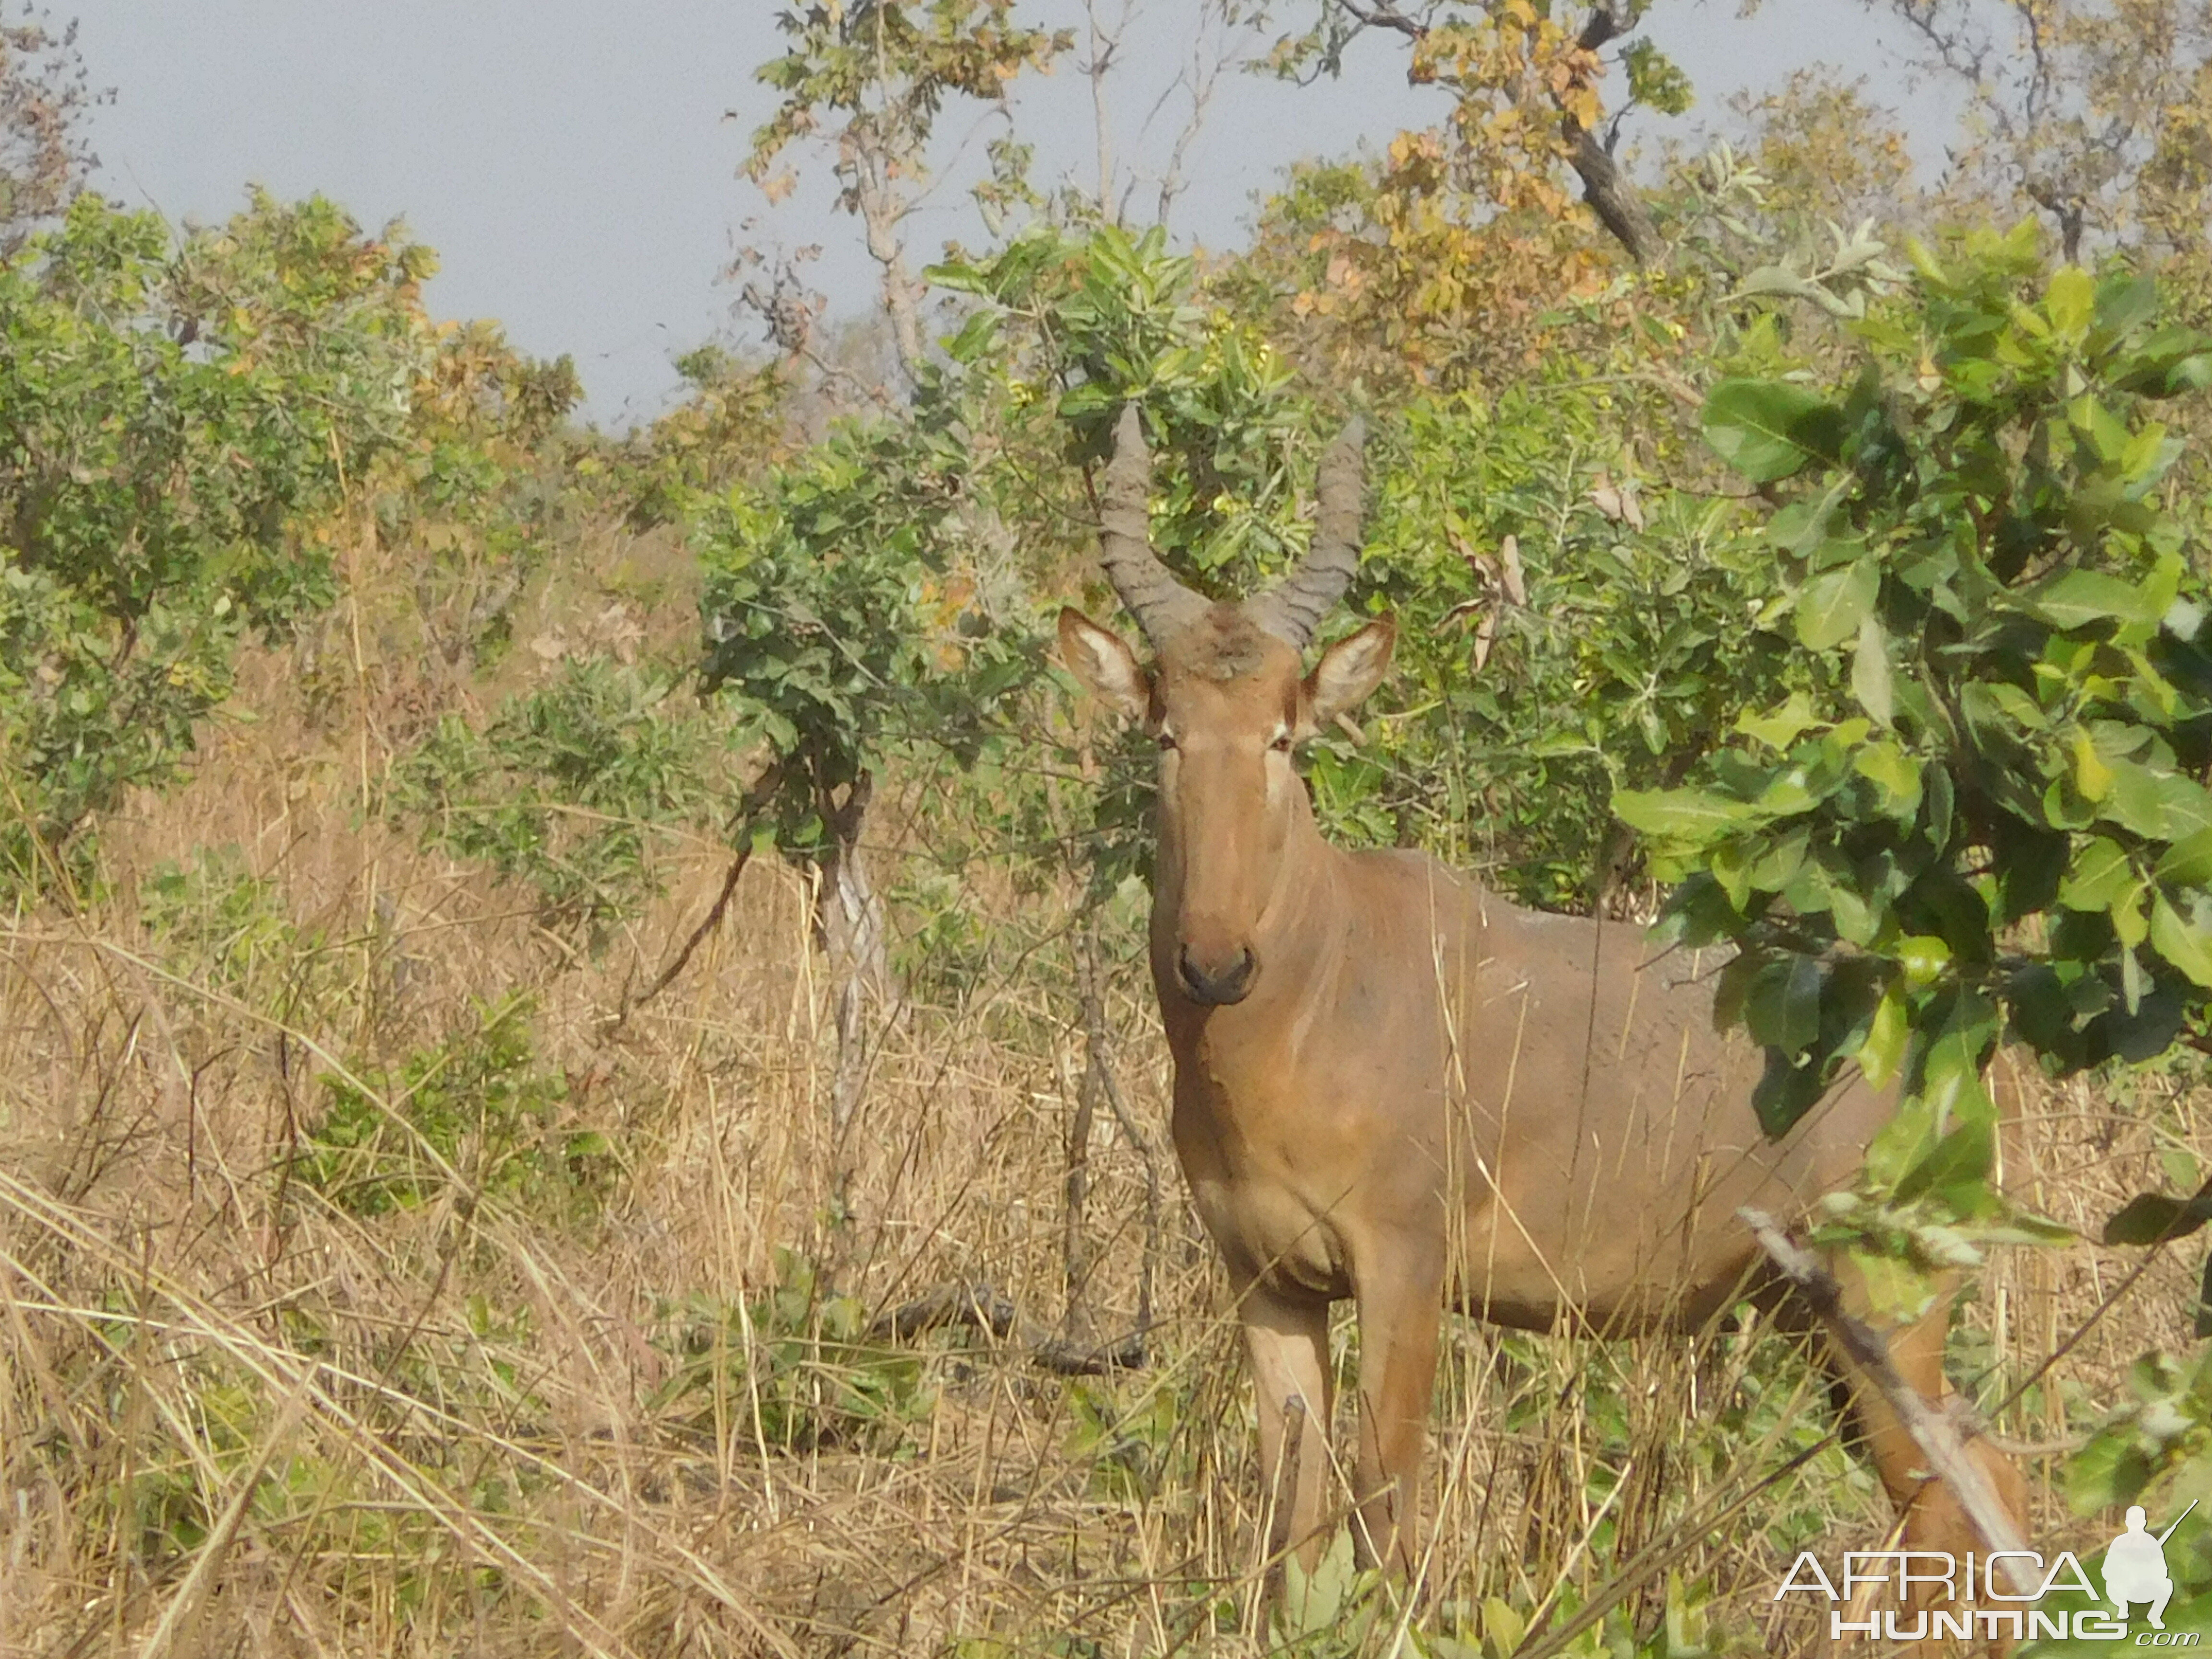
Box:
1178 945 1258 1006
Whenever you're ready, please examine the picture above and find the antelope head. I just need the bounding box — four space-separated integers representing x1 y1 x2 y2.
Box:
1059 406 1395 1009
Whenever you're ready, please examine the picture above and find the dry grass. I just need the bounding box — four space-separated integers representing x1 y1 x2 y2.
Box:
2 517 2208 1659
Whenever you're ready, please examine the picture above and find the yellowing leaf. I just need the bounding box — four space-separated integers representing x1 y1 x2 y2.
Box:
2114 879 2151 948
2046 264 2095 339
1739 691 1821 750
1857 984 1909 1088
1852 613 1894 725
2073 726 2114 802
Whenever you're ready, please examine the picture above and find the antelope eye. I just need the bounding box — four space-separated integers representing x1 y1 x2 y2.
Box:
1155 731 1178 752
1269 731 1294 753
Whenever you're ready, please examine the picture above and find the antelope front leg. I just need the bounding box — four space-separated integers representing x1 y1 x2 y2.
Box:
1351 1243 1444 1577
1239 1280 1334 1576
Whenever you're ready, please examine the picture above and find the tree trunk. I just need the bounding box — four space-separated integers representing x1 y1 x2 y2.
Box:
852 150 926 391
815 770 890 1158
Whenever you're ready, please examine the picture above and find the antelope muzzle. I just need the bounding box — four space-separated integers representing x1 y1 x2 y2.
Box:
1177 942 1259 1006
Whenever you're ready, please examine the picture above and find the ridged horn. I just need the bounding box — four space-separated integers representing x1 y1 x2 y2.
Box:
1243 417 1368 649
1098 404 1209 646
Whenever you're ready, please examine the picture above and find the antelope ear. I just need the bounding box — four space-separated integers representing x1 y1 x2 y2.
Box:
1300 616 1395 734
1058 607 1151 721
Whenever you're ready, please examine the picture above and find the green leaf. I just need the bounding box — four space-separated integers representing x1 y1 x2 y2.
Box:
2065 1425 2153 1512
2150 889 2212 987
1751 828 1810 891
2121 420 2173 484
1278 1528 1357 1635
2024 567 2169 633
2102 757 2212 841
2096 270 2160 336
1745 954 1823 1058
1795 556 1880 651
1866 1091 1937 1189
1737 690 1821 750
2111 325 2212 396
921 259 991 296
2058 837 2134 911
1852 740 1922 817
2070 727 2113 803
1846 1245 1938 1323
2101 1189 2212 1246
1701 378 1848 483
1611 786 1754 842
1894 1118 1993 1205
942 308 1000 363
1481 1597 1527 1655
2046 264 2095 337
1856 983 1908 1088
1851 613 1894 724
2157 828 2212 888
1621 38 1693 116
2113 878 2151 948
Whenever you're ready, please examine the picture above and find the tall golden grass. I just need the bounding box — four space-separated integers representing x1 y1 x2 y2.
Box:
1 514 2206 1658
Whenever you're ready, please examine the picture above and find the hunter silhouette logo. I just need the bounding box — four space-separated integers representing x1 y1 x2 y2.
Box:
2108 1501 2197 1630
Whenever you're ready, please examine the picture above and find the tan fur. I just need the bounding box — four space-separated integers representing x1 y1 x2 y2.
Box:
1058 603 2023 1650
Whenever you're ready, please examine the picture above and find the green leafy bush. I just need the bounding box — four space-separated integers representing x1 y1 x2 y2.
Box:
1618 223 2212 1297
139 844 321 1002
389 659 719 938
0 192 432 893
301 994 604 1218
1349 385 1795 906
651 1250 934 1456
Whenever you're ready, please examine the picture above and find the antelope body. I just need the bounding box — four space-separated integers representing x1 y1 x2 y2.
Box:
1059 406 2023 1630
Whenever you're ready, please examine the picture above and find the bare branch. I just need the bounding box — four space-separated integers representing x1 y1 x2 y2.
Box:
870 1281 1146 1374
1147 0 1262 226
1082 0 1137 219
1334 0 1428 41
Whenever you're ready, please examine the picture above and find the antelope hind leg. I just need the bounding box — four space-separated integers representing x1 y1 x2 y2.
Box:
1821 1256 2027 1656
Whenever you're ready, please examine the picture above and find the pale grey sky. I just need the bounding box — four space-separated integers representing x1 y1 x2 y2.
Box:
65 1 1929 425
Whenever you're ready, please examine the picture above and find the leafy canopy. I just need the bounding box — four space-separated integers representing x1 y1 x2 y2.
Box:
1618 223 2212 1302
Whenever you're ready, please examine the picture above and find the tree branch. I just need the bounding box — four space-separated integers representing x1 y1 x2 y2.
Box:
1576 2 1626 51
1567 120 1663 265
1334 0 1664 264
1334 0 1427 41
870 1281 1145 1374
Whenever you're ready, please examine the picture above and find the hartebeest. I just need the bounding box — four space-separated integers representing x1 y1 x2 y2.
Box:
1058 405 2024 1614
